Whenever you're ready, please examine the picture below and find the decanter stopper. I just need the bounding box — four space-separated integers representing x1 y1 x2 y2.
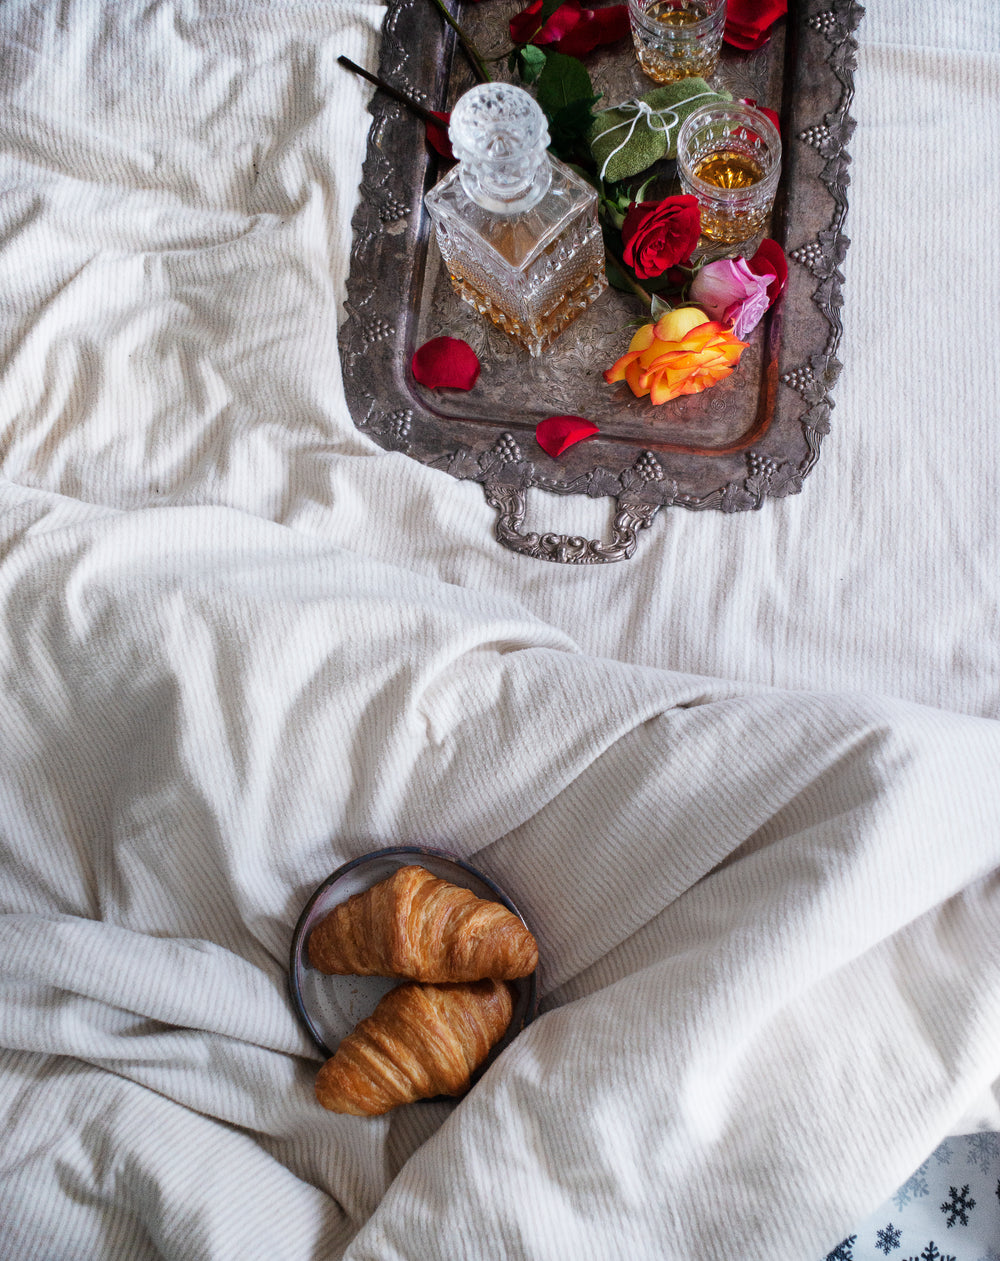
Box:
449 82 553 214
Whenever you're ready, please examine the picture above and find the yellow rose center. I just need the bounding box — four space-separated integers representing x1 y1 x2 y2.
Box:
653 306 710 341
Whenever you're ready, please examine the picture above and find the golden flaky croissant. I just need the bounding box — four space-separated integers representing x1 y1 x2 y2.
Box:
315 978 513 1115
307 864 538 982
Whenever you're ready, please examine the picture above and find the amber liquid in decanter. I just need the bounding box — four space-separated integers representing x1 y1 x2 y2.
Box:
424 83 606 358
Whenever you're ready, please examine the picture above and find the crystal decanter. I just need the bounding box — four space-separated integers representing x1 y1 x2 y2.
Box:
424 82 607 357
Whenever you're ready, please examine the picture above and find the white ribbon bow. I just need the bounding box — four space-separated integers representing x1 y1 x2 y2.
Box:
596 91 716 182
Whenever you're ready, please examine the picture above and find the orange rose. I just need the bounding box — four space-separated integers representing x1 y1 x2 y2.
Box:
603 308 747 405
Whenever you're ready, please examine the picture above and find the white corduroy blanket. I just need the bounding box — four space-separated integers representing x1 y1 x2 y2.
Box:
1 488 999 1260
0 1 998 1259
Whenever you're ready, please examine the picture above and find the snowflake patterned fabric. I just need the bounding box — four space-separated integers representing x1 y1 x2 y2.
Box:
820 1134 1000 1261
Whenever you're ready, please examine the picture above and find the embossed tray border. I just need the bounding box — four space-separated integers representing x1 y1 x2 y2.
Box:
339 0 864 562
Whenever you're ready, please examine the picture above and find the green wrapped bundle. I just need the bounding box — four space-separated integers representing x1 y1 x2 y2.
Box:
589 79 731 185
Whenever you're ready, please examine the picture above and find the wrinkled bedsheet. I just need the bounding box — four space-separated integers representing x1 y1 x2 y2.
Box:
1 2 998 1259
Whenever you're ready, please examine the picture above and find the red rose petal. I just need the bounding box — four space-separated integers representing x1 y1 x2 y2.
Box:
553 4 629 55
510 0 626 51
724 0 787 49
535 415 599 457
539 2 583 42
411 337 481 390
510 0 553 44
425 111 453 161
739 98 781 133
747 238 788 305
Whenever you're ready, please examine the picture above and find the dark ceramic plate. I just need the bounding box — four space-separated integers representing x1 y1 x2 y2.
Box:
289 846 539 1072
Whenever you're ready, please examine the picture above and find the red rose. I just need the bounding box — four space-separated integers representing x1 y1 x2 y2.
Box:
621 196 701 281
724 0 787 50
747 238 788 304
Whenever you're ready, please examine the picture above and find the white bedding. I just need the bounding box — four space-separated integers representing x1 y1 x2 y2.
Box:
1 2 998 1259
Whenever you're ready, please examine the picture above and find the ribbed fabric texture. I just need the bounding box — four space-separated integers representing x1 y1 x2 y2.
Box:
0 2 997 717
0 1 998 1260
2 496 1000 1261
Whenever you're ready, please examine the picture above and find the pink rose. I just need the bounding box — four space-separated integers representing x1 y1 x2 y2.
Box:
689 256 772 340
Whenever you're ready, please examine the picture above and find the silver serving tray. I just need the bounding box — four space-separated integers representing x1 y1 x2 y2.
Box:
340 0 864 562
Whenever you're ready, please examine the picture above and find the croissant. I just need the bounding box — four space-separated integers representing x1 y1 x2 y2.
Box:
315 978 513 1115
307 864 538 982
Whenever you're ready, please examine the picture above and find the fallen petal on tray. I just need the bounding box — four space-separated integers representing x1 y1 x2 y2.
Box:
535 415 600 457
424 111 453 160
412 337 481 390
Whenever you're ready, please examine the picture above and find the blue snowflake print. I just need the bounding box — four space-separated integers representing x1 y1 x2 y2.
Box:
825 1236 856 1261
966 1132 1000 1175
939 1183 975 1227
875 1222 902 1253
893 1162 931 1212
931 1140 952 1165
901 1244 955 1261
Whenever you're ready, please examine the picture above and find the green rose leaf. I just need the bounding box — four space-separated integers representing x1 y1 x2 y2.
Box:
642 271 682 294
649 294 674 319
537 52 601 162
600 197 626 231
548 95 602 157
517 43 548 84
536 51 597 115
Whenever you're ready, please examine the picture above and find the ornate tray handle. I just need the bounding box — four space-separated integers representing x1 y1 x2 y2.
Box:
484 481 661 564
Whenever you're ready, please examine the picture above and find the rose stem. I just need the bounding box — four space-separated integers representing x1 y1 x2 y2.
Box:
425 0 492 83
337 56 445 126
604 239 654 309
622 271 654 308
